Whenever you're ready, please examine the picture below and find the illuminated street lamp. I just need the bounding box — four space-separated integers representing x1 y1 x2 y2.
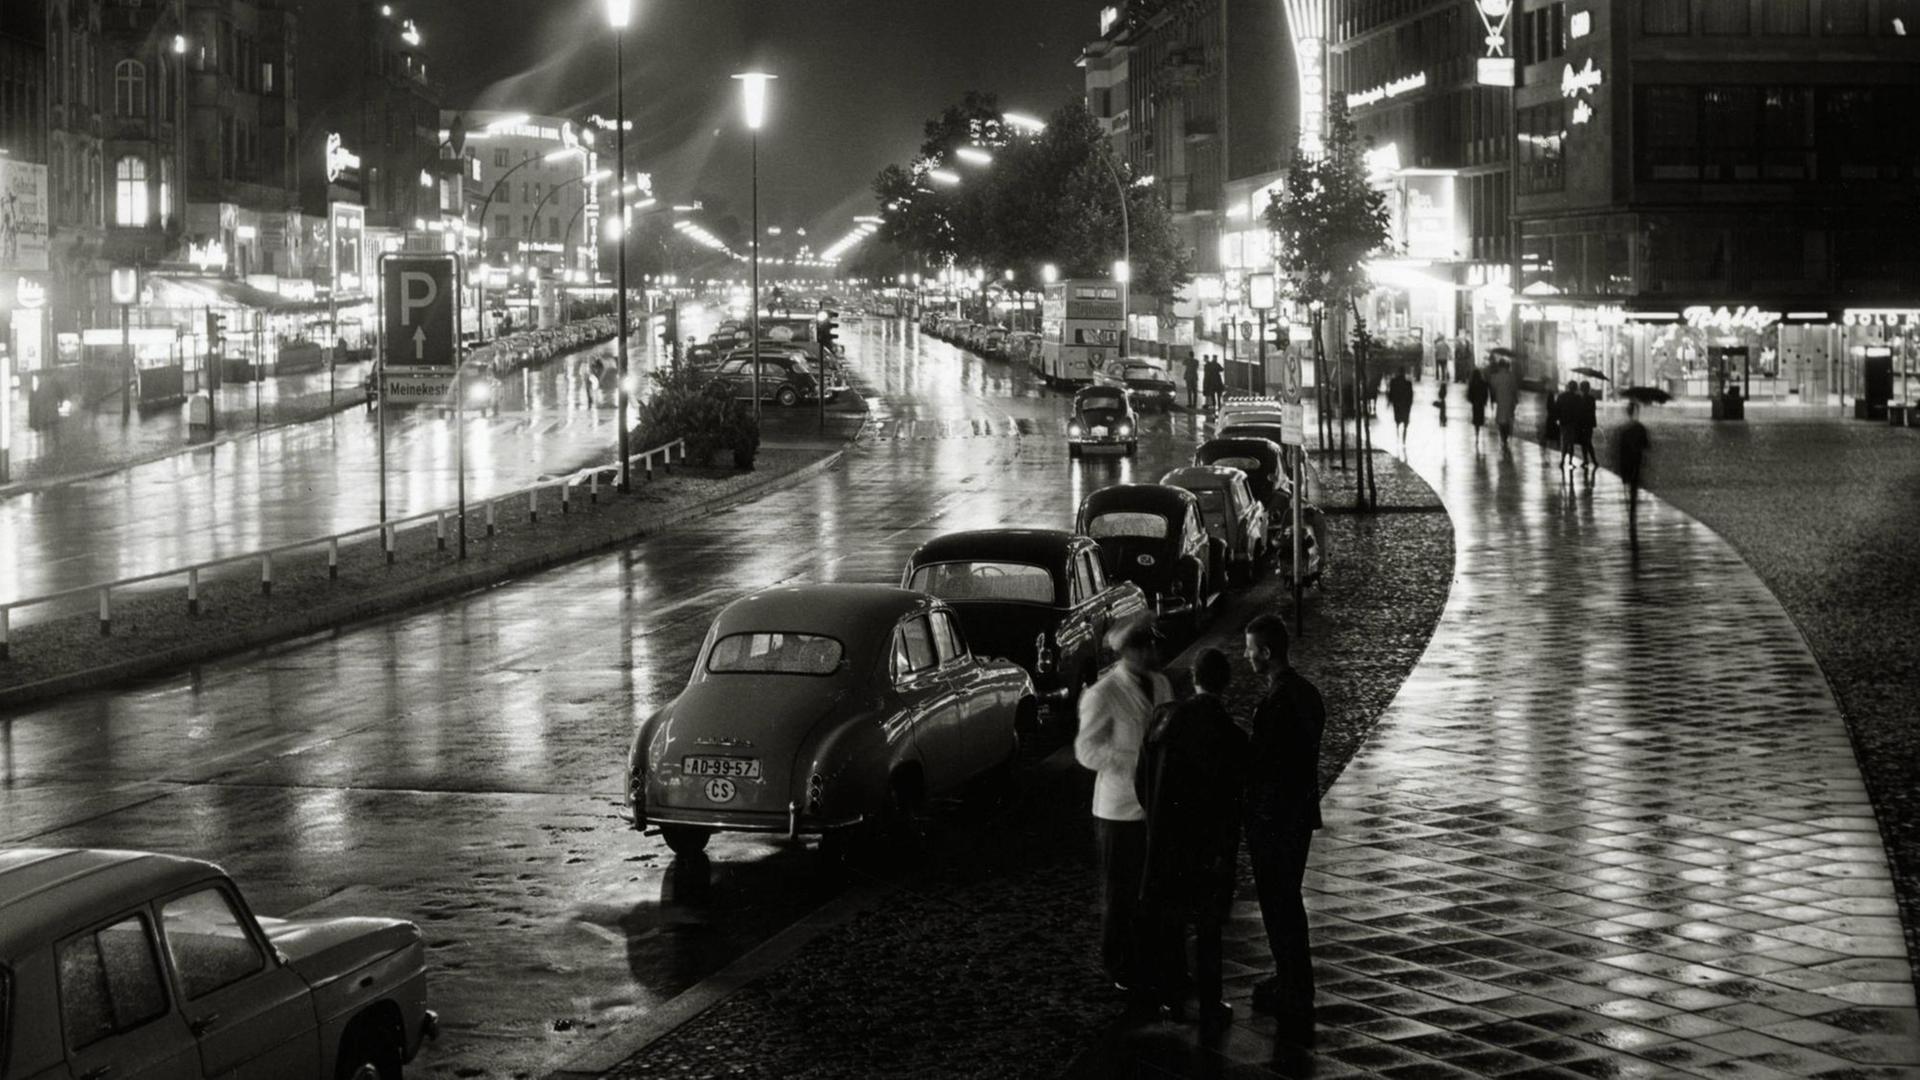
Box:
733 71 776 420
609 0 634 490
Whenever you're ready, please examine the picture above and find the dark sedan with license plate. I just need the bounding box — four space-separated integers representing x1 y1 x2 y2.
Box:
902 529 1149 708
1076 484 1227 622
1068 385 1139 457
1095 357 1179 409
625 585 1035 858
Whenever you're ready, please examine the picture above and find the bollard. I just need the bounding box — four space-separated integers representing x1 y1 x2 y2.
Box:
486 499 497 537
1 607 10 660
529 487 539 524
561 483 571 515
261 552 273 597
99 588 111 636
645 450 655 482
436 512 447 551
590 470 600 504
328 538 339 579
188 568 200 615
384 524 396 564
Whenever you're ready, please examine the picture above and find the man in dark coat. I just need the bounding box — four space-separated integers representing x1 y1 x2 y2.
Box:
1617 401 1652 550
1184 354 1200 410
1243 614 1325 1026
1202 357 1226 412
1135 648 1248 1031
1387 368 1415 448
1466 364 1490 445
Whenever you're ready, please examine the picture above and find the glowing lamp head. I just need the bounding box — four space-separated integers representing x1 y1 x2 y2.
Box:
605 0 633 28
927 168 961 186
1113 260 1132 285
1042 263 1059 284
955 146 994 167
733 72 776 131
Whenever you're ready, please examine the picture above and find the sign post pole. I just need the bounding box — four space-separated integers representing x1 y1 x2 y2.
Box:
379 252 461 546
455 255 467 560
376 267 387 527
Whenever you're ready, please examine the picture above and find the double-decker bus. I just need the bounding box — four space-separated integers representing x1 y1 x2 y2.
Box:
1036 279 1124 385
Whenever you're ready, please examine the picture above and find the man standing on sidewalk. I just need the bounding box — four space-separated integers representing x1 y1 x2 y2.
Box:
1242 613 1325 1027
1076 620 1174 1000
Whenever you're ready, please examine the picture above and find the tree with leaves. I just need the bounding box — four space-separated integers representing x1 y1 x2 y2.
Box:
1266 103 1391 508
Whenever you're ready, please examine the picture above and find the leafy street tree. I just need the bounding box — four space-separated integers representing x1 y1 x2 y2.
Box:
873 97 1190 305
1265 102 1391 508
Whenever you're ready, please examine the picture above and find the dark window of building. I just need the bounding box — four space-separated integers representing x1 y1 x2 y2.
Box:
1639 86 1700 180
494 148 508 168
1702 87 1761 180
1761 87 1814 179
495 214 510 237
1517 100 1566 193
1702 0 1752 33
548 217 559 240
1818 87 1884 179
1821 0 1867 33
1644 1 1692 33
1763 0 1810 32
1526 3 1568 62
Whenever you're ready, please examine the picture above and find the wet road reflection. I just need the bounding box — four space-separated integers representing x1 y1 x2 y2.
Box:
0 317 1214 1075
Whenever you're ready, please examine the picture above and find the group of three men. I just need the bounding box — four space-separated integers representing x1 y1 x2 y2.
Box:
1074 614 1324 1035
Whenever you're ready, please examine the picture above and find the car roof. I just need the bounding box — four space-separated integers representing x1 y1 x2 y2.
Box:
1197 436 1283 462
1080 483 1200 516
1162 464 1246 488
1075 385 1127 401
710 585 939 661
0 848 223 959
907 529 1082 567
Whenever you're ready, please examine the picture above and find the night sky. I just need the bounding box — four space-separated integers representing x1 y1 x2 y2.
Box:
395 0 1107 243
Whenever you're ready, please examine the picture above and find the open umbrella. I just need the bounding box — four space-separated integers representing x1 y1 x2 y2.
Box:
1571 366 1612 381
1488 346 1519 359
1621 386 1672 405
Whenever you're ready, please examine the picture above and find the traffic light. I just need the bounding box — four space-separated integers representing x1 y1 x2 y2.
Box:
205 311 227 351
816 311 840 357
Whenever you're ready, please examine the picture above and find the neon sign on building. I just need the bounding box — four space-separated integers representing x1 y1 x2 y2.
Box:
1283 0 1326 155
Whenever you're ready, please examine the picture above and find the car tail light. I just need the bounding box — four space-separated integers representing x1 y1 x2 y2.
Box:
807 772 825 814
1035 632 1056 673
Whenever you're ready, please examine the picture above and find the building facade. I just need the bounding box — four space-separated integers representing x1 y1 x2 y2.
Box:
459 110 601 332
1511 0 1920 404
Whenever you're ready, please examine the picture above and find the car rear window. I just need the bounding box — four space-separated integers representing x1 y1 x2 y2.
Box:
1081 390 1126 407
910 561 1056 604
1210 455 1263 473
1124 365 1165 380
707 632 844 676
1087 512 1168 540
1189 488 1228 519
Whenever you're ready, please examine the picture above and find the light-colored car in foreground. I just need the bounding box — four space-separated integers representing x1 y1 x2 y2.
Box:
625 585 1035 857
0 847 436 1080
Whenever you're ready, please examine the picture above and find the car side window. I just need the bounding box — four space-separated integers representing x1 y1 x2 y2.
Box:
1071 555 1097 605
58 915 170 1050
1185 510 1206 549
1083 550 1109 592
930 611 969 665
892 617 940 682
160 888 265 1001
717 359 744 376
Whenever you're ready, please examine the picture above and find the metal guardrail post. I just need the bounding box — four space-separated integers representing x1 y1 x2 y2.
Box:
590 470 600 504
188 569 200 615
328 538 340 579
561 483 571 515
529 488 539 524
1 608 10 660
645 450 654 483
384 524 396 564
436 512 447 551
260 553 273 597
99 588 111 636
486 500 496 537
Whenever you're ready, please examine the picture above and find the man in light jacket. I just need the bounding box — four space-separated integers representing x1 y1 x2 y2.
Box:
1075 619 1173 996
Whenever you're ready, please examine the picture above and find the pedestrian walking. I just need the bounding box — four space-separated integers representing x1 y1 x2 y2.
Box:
1555 380 1581 471
1202 358 1226 413
1076 620 1174 1000
1430 337 1448 382
1387 368 1414 448
1135 648 1248 1032
1466 364 1490 446
1577 380 1599 475
1242 614 1325 1026
1184 354 1200 410
1617 401 1652 550
1452 335 1473 382
1490 359 1519 449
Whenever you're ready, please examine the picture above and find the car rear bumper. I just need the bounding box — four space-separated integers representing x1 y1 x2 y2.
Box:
642 804 865 838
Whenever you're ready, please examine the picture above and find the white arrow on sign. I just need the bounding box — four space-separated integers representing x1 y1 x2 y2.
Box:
413 326 426 361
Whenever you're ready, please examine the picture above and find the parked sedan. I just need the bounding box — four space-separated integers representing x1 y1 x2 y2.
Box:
1076 483 1226 621
625 585 1035 857
902 529 1149 706
1195 437 1326 583
1068 384 1139 457
1095 357 1179 410
0 848 436 1080
1160 465 1270 585
711 352 819 406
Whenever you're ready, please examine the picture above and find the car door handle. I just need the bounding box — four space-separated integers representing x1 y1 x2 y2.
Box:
189 1013 220 1036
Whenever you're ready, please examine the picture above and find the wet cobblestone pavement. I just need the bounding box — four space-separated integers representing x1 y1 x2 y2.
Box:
1073 411 1920 1079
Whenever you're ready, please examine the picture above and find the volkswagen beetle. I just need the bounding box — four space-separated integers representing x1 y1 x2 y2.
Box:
902 529 1148 707
1160 465 1270 585
1068 385 1138 457
625 585 1035 857
1075 484 1226 621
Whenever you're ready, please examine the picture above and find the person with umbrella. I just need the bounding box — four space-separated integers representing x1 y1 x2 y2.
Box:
1387 367 1415 449
1489 351 1520 450
1203 356 1226 414
1576 379 1600 477
1466 362 1491 446
1616 387 1666 550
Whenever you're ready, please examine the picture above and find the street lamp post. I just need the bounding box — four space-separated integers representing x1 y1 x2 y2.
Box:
734 72 775 422
610 0 634 491
473 151 549 349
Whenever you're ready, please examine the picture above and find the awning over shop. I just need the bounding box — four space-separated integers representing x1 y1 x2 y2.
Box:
147 274 305 312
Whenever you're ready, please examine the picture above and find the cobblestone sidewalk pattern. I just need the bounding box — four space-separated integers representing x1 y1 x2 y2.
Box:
1075 417 1920 1078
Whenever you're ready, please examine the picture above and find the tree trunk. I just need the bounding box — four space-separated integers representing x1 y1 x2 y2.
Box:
1349 300 1379 510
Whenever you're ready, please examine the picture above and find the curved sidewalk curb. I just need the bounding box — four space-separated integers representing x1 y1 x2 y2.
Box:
0 446 853 711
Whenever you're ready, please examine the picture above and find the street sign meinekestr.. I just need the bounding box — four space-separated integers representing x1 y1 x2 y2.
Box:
382 255 457 370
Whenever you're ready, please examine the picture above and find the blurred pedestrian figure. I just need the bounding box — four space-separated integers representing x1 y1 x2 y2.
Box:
1577 380 1599 476
1466 364 1490 446
1555 380 1581 471
1243 614 1325 1025
1387 368 1414 448
1184 354 1200 410
1202 358 1226 413
1453 335 1473 382
1135 648 1248 1033
1430 336 1448 382
588 356 608 406
1490 359 1519 449
1076 620 1174 999
1617 401 1652 550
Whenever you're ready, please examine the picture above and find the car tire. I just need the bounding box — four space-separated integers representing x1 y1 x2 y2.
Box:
660 825 711 857
967 730 1021 812
776 386 800 407
877 771 926 852
1126 441 1138 456
335 1021 401 1080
